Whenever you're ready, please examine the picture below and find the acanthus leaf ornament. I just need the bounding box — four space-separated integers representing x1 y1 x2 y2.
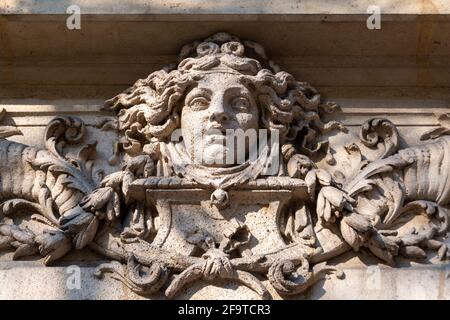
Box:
0 33 449 299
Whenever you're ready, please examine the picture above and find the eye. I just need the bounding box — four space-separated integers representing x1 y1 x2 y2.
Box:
188 96 209 111
231 96 250 111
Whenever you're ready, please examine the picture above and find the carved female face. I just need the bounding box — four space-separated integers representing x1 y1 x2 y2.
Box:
181 72 259 167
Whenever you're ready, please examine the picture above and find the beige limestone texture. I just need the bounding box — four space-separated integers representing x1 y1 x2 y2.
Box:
0 4 450 299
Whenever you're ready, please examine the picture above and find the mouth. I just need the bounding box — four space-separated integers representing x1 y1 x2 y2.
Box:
205 133 227 145
205 124 226 135
204 125 227 144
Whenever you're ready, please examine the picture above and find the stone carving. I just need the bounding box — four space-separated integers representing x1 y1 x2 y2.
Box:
0 33 449 299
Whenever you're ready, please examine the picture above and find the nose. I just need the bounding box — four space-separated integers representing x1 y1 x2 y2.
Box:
209 93 229 123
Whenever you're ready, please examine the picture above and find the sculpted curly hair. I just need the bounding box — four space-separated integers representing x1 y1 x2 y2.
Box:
104 33 343 159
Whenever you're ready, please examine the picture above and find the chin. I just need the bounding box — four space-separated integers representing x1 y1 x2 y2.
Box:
202 145 235 167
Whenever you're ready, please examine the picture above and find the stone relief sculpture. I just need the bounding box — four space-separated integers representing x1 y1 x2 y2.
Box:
0 33 449 299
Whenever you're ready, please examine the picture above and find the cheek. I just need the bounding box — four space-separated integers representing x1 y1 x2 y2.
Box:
182 109 207 126
181 109 209 139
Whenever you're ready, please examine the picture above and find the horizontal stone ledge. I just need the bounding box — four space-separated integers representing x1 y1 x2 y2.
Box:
4 65 450 88
0 101 105 113
3 85 450 100
0 102 447 128
2 16 450 67
3 13 450 22
0 262 447 299
5 119 443 128
4 55 450 67
1 0 450 15
2 100 448 113
0 259 448 271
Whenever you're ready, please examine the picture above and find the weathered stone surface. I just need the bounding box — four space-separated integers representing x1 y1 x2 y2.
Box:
2 0 450 14
0 3 449 299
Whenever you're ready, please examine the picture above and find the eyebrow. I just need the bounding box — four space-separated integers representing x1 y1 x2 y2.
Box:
185 88 212 103
225 86 251 95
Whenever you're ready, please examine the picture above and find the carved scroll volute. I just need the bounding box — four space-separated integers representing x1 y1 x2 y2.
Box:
359 118 399 160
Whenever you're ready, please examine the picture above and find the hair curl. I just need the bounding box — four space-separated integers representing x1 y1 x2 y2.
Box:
104 32 344 159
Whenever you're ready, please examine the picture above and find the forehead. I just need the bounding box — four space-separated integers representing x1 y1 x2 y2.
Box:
193 72 249 91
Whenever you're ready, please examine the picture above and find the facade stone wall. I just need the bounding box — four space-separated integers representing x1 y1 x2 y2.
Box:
0 1 449 299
